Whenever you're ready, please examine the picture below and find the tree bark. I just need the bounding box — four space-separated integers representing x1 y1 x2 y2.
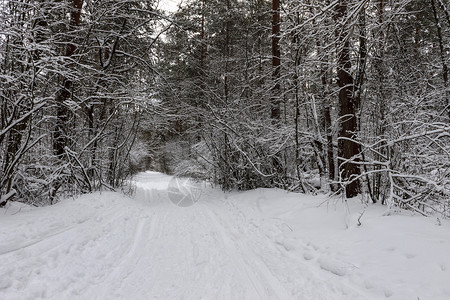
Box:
335 0 360 198
271 0 281 120
224 0 231 103
53 0 83 157
200 0 206 75
431 0 450 121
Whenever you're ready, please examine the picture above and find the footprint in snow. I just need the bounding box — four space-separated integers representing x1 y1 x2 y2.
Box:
275 238 296 252
405 253 416 259
303 251 315 261
307 242 320 251
318 257 356 276
384 288 393 298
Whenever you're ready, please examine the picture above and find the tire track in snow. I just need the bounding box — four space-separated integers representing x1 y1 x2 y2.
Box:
0 199 140 299
0 225 78 256
0 203 123 257
199 202 294 299
0 205 125 271
96 210 159 298
202 195 369 299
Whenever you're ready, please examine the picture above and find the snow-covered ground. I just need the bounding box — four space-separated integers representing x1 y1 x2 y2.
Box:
1 171 449 299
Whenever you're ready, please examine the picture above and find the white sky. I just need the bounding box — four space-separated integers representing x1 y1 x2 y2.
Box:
159 0 182 13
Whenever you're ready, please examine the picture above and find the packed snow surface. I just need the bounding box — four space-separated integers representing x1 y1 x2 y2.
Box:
1 171 449 299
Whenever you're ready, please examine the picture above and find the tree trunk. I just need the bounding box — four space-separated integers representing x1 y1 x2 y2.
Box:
431 0 450 121
271 0 281 120
335 0 360 198
53 0 83 157
224 0 230 104
200 0 206 75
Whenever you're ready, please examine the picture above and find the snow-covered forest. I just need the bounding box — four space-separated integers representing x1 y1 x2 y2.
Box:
0 0 450 299
0 0 449 212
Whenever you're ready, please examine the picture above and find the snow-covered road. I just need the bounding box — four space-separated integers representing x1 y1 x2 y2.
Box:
1 171 449 299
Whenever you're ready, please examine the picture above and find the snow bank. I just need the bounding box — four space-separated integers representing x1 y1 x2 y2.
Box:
234 188 450 300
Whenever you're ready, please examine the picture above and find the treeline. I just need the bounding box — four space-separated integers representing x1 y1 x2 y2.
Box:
1 0 449 217
154 0 449 216
0 0 162 206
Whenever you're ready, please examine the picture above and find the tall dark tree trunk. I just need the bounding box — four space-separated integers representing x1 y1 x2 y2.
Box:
271 0 281 120
200 0 206 75
374 0 387 204
270 0 284 184
431 0 450 121
53 0 83 157
224 0 231 104
335 0 360 198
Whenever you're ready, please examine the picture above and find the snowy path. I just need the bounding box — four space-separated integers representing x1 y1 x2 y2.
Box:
1 171 449 299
